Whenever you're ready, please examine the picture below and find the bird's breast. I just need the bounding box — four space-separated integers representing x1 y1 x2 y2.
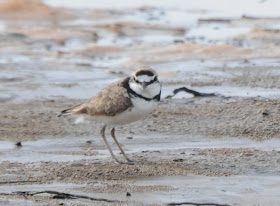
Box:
130 97 158 114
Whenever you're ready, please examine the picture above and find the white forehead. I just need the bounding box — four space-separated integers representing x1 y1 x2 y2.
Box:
135 74 155 82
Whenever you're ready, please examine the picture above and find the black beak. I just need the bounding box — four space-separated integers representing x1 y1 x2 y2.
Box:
141 82 148 89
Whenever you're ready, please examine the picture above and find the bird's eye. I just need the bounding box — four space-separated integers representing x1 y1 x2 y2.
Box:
133 77 140 84
154 76 158 81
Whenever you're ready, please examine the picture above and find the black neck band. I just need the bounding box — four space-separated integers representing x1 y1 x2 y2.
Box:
121 77 161 101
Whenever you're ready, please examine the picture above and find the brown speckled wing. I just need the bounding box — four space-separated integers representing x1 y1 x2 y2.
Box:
84 78 132 116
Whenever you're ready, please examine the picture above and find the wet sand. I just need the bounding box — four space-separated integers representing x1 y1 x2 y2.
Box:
1 0 280 205
1 97 280 205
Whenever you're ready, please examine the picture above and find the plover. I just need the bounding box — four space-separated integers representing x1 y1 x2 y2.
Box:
58 67 161 164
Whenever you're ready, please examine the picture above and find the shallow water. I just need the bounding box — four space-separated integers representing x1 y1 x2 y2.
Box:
1 57 280 103
1 134 280 205
0 0 280 102
1 173 280 205
129 175 280 205
44 0 280 18
1 134 280 163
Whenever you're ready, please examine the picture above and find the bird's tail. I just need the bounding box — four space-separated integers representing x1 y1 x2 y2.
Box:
58 103 87 117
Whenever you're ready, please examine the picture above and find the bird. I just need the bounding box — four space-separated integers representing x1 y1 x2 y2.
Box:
58 67 161 165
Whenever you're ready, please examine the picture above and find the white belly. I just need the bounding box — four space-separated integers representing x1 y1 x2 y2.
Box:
96 98 158 126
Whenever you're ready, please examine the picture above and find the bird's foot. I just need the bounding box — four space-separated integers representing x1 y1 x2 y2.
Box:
124 161 135 165
114 158 135 165
125 157 134 163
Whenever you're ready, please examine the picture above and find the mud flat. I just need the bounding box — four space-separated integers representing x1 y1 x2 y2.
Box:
1 97 280 205
1 0 280 205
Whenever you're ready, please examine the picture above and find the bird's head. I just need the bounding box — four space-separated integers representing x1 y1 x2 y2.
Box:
129 67 161 99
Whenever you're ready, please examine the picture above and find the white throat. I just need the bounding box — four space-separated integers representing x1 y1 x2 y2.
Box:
129 80 161 99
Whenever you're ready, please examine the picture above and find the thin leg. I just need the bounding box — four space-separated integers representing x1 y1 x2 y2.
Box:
100 126 122 164
110 128 134 164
